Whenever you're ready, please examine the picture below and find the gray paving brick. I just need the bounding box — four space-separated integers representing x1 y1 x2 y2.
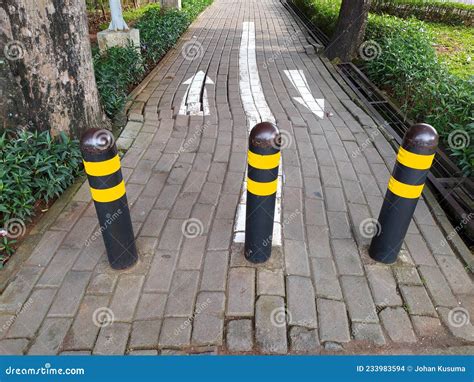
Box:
129 320 161 349
0 339 29 355
284 240 310 277
255 296 288 354
144 251 178 293
226 268 255 317
198 182 222 205
393 266 423 285
418 266 458 308
93 323 131 355
411 316 446 338
200 251 229 291
155 184 180 209
287 276 317 328
352 322 386 345
158 317 191 348
62 217 98 250
28 318 72 355
158 219 185 251
135 293 167 321
6 288 56 338
0 266 43 313
435 255 474 295
208 219 233 250
257 269 285 297
404 234 437 266
331 239 364 276
379 307 417 343
192 292 225 346
310 257 342 300
87 273 117 295
317 298 350 343
307 227 332 258
226 319 253 352
327 212 352 239
26 230 67 266
305 199 327 226
366 265 402 307
37 248 81 287
165 270 200 317
109 275 145 322
289 326 320 353
140 209 168 237
417 224 454 256
170 193 199 219
62 295 110 351
49 271 91 317
400 285 437 317
341 276 378 323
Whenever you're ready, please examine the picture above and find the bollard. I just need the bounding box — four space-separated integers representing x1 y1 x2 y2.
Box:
245 122 281 263
369 123 438 264
81 129 138 270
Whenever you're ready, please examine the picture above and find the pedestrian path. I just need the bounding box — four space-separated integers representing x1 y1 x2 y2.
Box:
0 0 472 355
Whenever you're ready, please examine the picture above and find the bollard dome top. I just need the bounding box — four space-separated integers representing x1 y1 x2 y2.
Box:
250 122 280 149
403 123 438 154
80 128 116 153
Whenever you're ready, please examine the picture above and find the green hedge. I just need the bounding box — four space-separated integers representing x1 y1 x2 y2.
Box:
0 131 83 262
294 0 473 176
371 0 474 26
94 0 213 118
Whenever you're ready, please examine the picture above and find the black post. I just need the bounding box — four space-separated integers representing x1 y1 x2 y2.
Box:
369 123 438 264
245 122 281 263
80 129 138 270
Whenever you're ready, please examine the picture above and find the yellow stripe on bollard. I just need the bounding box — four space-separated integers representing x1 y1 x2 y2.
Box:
83 155 121 177
247 151 281 170
388 177 424 199
247 178 278 196
90 180 126 203
396 147 435 170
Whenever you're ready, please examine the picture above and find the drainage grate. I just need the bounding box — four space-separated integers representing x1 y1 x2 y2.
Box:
283 0 473 245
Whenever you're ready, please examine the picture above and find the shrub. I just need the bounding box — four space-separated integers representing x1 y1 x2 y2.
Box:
0 131 83 262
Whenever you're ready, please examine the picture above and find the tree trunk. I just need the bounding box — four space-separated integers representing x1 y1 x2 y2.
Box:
0 0 106 138
325 0 372 62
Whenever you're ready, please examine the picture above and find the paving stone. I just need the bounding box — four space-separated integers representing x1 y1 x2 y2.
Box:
226 320 253 352
257 269 285 297
158 317 191 348
379 307 417 343
327 212 352 239
200 251 229 291
352 323 386 345
287 276 317 328
366 265 402 307
129 350 159 355
284 240 310 277
289 326 320 353
0 266 43 313
36 248 81 287
144 250 178 293
129 320 162 349
255 296 288 354
317 299 350 343
158 219 185 251
226 268 255 317
418 266 458 308
28 318 72 355
341 276 378 323
305 199 327 227
135 293 167 320
109 275 145 322
165 270 200 317
48 271 91 317
140 209 168 237
310 257 342 300
192 292 225 346
437 307 474 342
26 230 67 266
0 339 29 355
62 217 98 250
435 255 474 295
62 295 110 351
411 316 447 338
307 227 332 258
93 323 131 355
208 219 234 250
6 288 56 338
400 285 437 317
331 239 364 276
393 266 423 285
417 224 454 256
404 234 437 266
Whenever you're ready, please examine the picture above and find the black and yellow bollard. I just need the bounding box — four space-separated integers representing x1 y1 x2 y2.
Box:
245 122 281 263
369 123 438 264
81 129 138 270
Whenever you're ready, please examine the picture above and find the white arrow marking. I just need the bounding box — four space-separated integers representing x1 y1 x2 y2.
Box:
284 70 325 119
179 71 214 116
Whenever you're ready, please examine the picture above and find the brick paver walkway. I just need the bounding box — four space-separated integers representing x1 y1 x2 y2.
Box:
1 0 473 355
